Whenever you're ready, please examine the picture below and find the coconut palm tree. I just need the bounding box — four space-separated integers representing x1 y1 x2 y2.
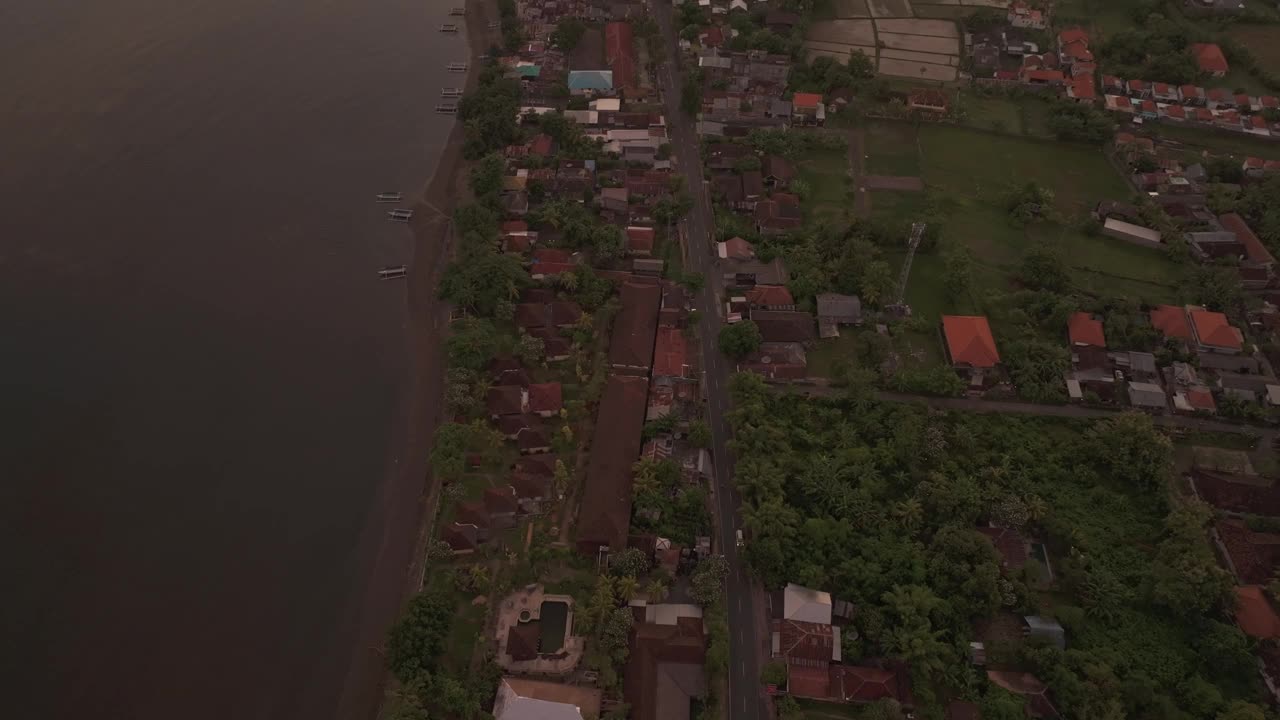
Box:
615 575 639 603
644 579 668 604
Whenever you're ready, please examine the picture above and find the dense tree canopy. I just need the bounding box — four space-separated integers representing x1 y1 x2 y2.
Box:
726 378 1269 718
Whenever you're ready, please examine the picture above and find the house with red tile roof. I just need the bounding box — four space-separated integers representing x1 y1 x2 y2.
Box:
1208 87 1234 107
1192 43 1230 77
1188 307 1244 353
1150 304 1193 341
527 383 562 417
745 284 796 310
1020 68 1065 85
1219 213 1276 270
488 386 529 418
1235 585 1280 639
1067 312 1107 369
1101 75 1124 94
1180 84 1207 105
791 93 825 125
626 226 655 256
605 22 637 96
1066 75 1096 102
652 326 691 378
942 315 1000 370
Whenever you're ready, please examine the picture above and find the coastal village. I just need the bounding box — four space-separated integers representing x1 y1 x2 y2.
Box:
382 0 1280 719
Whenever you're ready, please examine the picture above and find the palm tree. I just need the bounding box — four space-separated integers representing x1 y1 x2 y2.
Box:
644 579 668 604
558 270 579 291
615 575 639 603
893 498 924 532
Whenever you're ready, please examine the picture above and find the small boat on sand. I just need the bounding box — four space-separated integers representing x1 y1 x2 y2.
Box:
376 192 403 202
436 103 458 114
440 88 463 97
387 209 413 222
447 62 468 72
449 7 465 15
439 24 459 33
379 266 408 280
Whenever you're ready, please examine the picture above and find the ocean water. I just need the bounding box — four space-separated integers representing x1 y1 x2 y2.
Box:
0 0 460 716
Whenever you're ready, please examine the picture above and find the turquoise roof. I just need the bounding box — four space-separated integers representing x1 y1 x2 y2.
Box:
567 70 613 91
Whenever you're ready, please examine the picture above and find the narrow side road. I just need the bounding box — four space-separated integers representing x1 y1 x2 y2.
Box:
649 4 767 720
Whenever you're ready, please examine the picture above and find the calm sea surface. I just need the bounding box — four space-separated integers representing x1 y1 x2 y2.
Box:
0 0 459 716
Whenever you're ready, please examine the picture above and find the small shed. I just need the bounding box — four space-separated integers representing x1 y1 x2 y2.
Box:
1023 615 1066 649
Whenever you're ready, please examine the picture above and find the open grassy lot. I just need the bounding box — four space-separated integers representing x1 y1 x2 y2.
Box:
863 121 919 176
1148 121 1280 160
863 121 1182 309
958 92 1024 135
1230 24 1280 73
798 148 851 222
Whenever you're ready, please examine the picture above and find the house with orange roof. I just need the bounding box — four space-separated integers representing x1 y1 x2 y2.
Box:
1235 585 1280 640
942 316 1000 387
1067 312 1107 369
1189 306 1244 353
791 92 826 126
1192 43 1229 77
1150 304 1192 342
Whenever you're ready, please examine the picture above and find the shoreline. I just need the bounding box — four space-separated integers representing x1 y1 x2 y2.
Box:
332 1 496 717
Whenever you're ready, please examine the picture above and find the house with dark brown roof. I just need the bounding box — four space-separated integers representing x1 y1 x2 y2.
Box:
752 310 816 344
762 155 795 187
514 453 558 476
1215 518 1280 583
577 375 649 554
609 282 661 375
506 621 542 661
624 616 707 720
511 471 552 513
828 663 914 706
516 425 552 455
1190 468 1280 516
488 386 530 418
772 619 838 669
977 525 1029 571
442 522 480 554
485 486 519 529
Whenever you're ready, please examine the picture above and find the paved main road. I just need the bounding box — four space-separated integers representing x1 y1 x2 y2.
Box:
648 4 767 720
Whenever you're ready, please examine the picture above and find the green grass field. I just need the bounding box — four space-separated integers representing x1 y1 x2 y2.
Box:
864 121 1182 312
864 122 920 176
798 148 851 222
1152 121 1280 160
1230 24 1280 73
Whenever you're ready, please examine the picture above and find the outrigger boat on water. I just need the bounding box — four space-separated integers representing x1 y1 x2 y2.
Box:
376 192 403 203
447 62 468 72
440 88 463 98
439 24 459 32
379 266 408 280
387 209 413 222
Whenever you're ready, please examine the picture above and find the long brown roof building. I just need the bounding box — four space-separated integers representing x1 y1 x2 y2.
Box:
609 281 661 374
577 375 649 554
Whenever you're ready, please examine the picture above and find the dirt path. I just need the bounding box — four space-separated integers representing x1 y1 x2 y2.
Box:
847 126 871 217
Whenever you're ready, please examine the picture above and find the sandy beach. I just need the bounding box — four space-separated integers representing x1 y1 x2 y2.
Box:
332 1 498 717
